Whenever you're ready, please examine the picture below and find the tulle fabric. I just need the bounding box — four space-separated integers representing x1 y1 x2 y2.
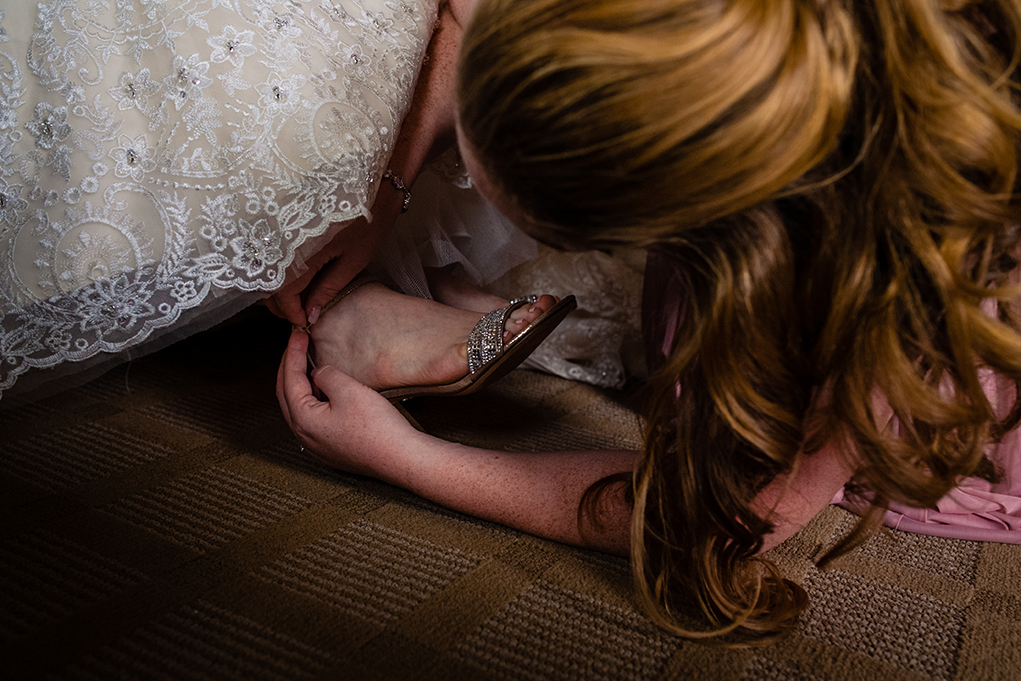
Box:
376 154 540 300
378 158 647 389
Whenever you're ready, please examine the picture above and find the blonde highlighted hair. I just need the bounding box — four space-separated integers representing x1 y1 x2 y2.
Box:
459 0 1021 641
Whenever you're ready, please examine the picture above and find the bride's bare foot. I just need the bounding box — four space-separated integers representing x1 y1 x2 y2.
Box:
307 283 557 391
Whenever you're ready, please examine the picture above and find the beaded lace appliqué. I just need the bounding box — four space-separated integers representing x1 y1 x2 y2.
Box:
0 0 436 399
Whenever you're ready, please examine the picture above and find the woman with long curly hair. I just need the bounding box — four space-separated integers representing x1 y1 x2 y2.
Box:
278 0 1021 641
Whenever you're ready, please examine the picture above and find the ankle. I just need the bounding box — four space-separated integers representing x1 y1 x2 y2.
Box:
425 264 506 313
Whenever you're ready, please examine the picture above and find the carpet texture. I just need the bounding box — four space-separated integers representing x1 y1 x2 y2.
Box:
2 307 1020 680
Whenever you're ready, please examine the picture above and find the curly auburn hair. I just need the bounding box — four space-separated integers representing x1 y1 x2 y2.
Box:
458 0 1021 641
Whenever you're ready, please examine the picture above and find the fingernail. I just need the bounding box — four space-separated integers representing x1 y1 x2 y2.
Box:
311 365 327 379
528 306 536 313
307 306 321 325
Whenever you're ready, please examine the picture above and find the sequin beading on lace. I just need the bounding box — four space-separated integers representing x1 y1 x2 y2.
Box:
0 0 438 401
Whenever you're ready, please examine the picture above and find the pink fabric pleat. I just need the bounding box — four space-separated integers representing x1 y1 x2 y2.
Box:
644 251 1021 544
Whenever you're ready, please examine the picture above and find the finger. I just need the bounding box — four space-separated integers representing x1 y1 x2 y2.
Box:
309 362 400 426
276 330 304 426
264 295 286 322
269 277 314 326
309 364 418 461
307 362 357 405
302 218 384 315
302 257 364 319
275 336 295 427
310 360 391 414
279 330 316 421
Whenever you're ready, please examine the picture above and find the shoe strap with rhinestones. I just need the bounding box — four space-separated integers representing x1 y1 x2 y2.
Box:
466 295 538 375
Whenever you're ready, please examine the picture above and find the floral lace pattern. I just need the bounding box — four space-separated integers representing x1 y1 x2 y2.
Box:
0 0 437 400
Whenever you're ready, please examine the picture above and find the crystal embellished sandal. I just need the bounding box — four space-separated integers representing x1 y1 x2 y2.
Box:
304 276 577 428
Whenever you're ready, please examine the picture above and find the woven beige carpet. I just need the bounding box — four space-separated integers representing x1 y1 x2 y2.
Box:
2 306 1020 681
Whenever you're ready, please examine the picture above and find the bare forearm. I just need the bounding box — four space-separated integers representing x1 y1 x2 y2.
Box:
384 433 637 555
280 333 635 555
385 5 461 184
754 443 856 553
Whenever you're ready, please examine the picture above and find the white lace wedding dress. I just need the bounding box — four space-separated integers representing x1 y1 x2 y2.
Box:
0 0 439 404
0 0 644 406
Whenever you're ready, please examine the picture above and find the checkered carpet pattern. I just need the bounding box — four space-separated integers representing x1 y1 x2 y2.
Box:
2 309 1019 680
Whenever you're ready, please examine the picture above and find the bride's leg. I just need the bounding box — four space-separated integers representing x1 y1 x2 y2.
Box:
308 282 557 391
425 263 508 314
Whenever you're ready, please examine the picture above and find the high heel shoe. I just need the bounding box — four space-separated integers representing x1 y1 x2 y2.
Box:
304 277 577 428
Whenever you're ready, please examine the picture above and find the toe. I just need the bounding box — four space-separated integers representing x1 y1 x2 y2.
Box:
503 294 558 341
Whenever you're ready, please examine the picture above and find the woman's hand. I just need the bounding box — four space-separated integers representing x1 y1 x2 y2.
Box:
276 329 420 478
265 213 392 327
277 328 634 555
